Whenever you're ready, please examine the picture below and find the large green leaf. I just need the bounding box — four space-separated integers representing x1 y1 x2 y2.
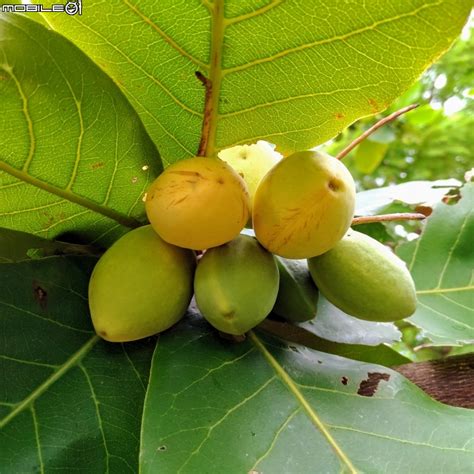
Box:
32 0 471 164
0 14 161 246
141 316 474 473
398 183 474 344
0 256 154 472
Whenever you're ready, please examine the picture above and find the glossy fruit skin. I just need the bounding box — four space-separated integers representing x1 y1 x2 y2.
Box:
145 157 250 250
253 150 356 259
194 234 279 335
218 141 282 205
88 225 195 342
308 230 416 322
273 257 319 322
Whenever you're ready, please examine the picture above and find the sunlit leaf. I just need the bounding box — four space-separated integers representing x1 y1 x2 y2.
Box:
33 0 472 164
0 15 161 245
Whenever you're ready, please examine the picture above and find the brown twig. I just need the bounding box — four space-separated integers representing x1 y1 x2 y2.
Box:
196 71 213 157
336 104 419 160
352 212 426 226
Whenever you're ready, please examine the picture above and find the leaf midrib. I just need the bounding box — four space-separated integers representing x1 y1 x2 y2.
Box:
0 334 99 429
0 160 141 229
248 331 358 474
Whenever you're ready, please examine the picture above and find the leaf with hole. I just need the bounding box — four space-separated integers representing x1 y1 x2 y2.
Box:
0 254 154 472
140 316 473 473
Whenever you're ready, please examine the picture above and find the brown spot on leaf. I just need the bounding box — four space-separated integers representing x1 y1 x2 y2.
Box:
415 205 432 217
157 445 167 452
334 112 345 119
91 162 104 170
33 283 47 310
341 376 348 385
368 98 379 113
357 372 390 397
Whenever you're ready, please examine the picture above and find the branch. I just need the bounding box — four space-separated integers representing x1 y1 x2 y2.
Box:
336 104 419 160
195 71 213 157
352 213 426 226
395 354 474 408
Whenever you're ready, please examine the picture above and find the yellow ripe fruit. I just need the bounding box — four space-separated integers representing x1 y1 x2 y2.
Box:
145 157 250 250
218 141 282 205
88 226 195 342
253 150 356 259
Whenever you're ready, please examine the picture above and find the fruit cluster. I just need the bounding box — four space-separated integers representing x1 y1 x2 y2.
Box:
88 142 416 342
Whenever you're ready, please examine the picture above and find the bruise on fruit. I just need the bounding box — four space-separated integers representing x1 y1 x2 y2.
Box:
357 372 390 397
171 194 190 205
328 179 339 192
341 376 349 385
169 170 207 180
33 282 47 310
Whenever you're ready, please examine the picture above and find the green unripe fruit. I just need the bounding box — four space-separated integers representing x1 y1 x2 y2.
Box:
253 150 356 259
273 258 319 322
308 230 416 322
218 141 282 206
194 234 279 335
88 226 195 342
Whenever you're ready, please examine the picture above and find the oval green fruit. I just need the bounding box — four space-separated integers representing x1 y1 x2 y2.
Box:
308 230 416 322
194 234 279 335
273 257 319 322
89 225 195 342
253 150 356 259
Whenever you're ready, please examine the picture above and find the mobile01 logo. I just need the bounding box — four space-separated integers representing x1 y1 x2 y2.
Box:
1 0 82 16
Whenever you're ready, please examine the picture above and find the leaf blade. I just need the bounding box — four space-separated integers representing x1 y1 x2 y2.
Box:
398 183 474 344
35 0 471 163
0 255 155 472
140 316 474 473
0 14 161 245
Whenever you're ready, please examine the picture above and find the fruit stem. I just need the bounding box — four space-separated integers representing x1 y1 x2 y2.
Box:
336 104 419 161
352 212 426 225
196 0 225 157
196 72 213 156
